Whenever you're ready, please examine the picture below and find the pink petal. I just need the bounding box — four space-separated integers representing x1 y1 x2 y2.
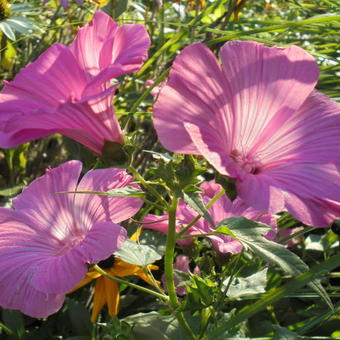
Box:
142 212 195 247
1 43 87 108
154 43 229 154
31 248 88 294
77 221 127 264
252 91 340 167
69 11 150 81
0 209 65 318
219 41 319 156
75 168 143 225
237 173 286 214
0 44 88 149
143 214 169 233
2 90 122 154
32 222 127 294
13 161 83 237
174 255 190 272
209 235 243 254
284 194 340 227
184 122 237 177
0 269 64 318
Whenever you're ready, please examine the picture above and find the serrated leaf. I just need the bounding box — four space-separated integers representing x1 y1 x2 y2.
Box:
217 217 333 309
224 268 268 299
114 240 162 266
183 191 214 227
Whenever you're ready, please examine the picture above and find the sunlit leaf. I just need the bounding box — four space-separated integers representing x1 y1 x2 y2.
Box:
114 240 162 266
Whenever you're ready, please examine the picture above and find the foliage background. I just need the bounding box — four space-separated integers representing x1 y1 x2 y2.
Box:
0 0 339 339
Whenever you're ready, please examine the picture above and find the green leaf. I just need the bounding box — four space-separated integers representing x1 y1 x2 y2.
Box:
123 312 199 340
0 21 16 40
114 0 128 19
106 186 145 198
183 191 215 227
0 184 24 197
114 239 162 266
57 186 144 199
224 268 268 299
216 217 333 309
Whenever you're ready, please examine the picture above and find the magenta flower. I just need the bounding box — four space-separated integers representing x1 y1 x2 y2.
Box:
153 41 340 227
143 181 277 254
0 161 143 318
0 11 150 154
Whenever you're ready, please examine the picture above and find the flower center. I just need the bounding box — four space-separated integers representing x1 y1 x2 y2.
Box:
230 149 261 174
98 255 116 269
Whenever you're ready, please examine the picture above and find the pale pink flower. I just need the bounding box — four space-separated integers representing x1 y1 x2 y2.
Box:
0 11 150 154
143 181 277 254
153 41 340 227
0 161 143 318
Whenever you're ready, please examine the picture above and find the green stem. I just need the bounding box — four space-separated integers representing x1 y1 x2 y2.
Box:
93 265 169 302
128 166 168 206
177 189 225 237
164 196 196 340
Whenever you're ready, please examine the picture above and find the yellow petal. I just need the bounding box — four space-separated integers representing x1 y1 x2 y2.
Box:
68 269 101 293
136 271 160 287
130 227 142 242
91 277 107 323
104 278 120 317
111 260 140 277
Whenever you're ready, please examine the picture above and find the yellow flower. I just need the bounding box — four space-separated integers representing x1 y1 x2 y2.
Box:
85 0 108 6
71 231 159 322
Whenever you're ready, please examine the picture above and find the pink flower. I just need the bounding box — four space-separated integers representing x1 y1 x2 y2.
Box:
153 41 340 227
0 11 150 154
143 181 277 254
0 160 143 318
